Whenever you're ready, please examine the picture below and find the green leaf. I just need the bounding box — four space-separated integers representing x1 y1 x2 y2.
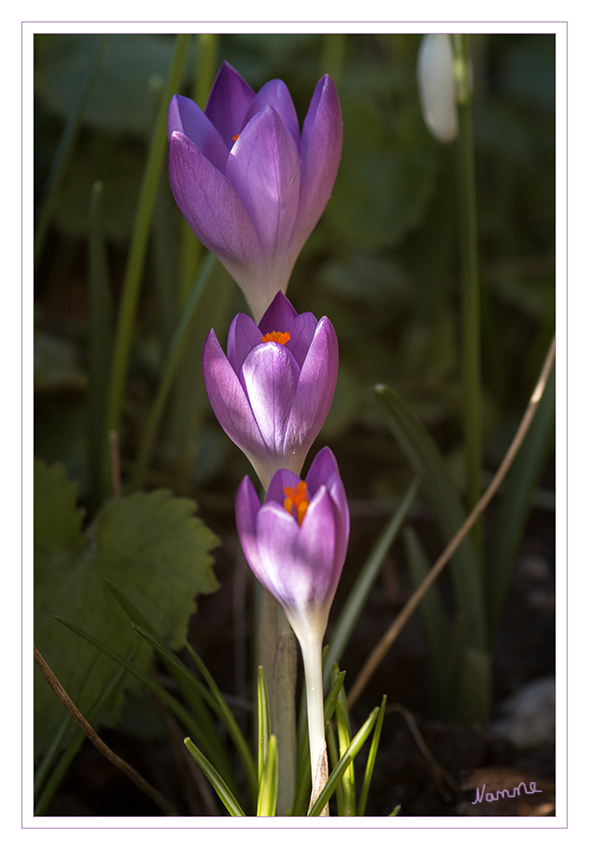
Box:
132 625 251 804
486 364 555 639
34 459 219 755
375 384 486 649
324 477 420 689
403 527 449 714
184 738 246 817
376 384 491 723
257 666 271 785
257 735 279 817
308 707 380 816
357 695 387 817
335 690 355 816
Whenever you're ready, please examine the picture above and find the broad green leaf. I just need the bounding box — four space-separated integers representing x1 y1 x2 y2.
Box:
34 459 219 755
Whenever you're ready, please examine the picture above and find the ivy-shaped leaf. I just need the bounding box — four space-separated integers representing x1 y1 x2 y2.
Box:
34 459 219 756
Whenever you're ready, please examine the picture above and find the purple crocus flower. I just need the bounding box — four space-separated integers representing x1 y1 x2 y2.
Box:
236 446 349 807
235 447 349 642
202 291 338 490
168 61 343 322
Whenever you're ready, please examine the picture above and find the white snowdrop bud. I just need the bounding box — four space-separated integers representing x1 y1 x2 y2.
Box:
417 34 458 144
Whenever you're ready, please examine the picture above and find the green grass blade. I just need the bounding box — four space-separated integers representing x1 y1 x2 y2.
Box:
376 383 491 723
324 477 420 689
103 580 231 779
375 384 485 647
54 617 233 784
308 707 379 816
357 695 387 817
184 738 246 817
257 734 279 817
326 719 345 815
403 527 449 714
257 666 271 785
131 251 217 489
87 180 113 509
104 34 190 470
335 695 355 816
183 639 258 805
486 364 555 639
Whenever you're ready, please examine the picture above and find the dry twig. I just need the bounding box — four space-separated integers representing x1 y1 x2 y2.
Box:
34 646 178 816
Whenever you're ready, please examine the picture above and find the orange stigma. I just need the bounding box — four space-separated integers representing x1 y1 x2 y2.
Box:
232 134 240 142
283 481 309 526
260 330 291 345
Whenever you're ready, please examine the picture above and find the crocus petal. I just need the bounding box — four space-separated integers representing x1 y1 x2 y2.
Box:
292 75 343 257
235 475 261 560
295 486 339 607
168 132 261 271
243 79 301 149
226 106 301 260
226 312 264 376
284 312 319 368
202 329 266 466
305 449 349 591
258 291 298 336
241 342 300 460
265 468 301 507
305 446 341 496
168 94 229 172
285 317 338 454
205 61 256 149
253 503 302 604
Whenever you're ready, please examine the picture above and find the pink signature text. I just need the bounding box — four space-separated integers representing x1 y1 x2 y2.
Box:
472 781 543 804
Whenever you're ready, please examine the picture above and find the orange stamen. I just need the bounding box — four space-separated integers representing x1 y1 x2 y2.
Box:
283 481 310 526
260 330 291 346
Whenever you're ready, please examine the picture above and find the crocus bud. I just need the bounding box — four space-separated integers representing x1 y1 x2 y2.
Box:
235 447 349 644
168 62 343 322
417 34 458 143
202 292 338 490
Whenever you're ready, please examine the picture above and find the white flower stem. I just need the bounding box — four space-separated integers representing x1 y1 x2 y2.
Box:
299 632 329 815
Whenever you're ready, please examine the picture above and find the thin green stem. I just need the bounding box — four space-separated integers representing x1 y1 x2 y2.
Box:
453 34 483 552
103 34 190 488
87 180 113 509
